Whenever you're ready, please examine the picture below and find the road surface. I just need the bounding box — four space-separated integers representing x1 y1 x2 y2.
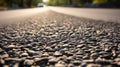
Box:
49 7 120 23
0 7 120 23
0 7 120 67
0 7 49 23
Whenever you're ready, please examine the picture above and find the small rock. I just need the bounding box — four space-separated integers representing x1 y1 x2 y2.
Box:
83 56 90 60
49 58 58 65
86 64 101 67
24 59 34 66
35 57 48 66
66 56 73 61
65 52 73 56
68 64 74 67
25 44 32 49
80 63 87 67
77 44 85 48
55 61 66 67
90 53 99 60
72 60 81 65
81 47 88 50
0 59 4 65
76 51 84 55
1 53 9 58
5 58 21 62
8 45 15 48
83 59 94 63
54 45 59 49
114 58 120 62
62 44 69 47
75 55 83 59
71 50 77 53
54 51 62 57
99 51 107 55
42 52 49 57
27 50 40 57
21 52 28 57
55 63 66 67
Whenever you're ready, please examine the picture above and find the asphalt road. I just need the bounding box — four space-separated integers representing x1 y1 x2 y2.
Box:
49 7 120 23
0 7 49 23
0 7 120 23
0 7 120 67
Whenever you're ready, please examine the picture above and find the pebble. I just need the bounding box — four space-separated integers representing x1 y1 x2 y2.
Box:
90 53 99 60
54 51 62 57
62 44 69 47
8 45 15 48
77 44 85 48
42 52 49 57
35 57 49 66
86 64 101 67
55 61 66 67
5 58 21 62
1 53 9 58
49 58 58 65
27 50 40 57
0 59 4 65
55 63 66 67
24 59 34 66
25 44 32 49
72 60 81 65
21 52 28 57
83 55 90 59
68 64 74 67
83 59 94 63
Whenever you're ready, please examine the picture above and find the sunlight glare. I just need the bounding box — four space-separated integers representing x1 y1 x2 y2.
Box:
43 0 49 2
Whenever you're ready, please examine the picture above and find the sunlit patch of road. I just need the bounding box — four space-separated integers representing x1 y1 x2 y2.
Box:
49 7 120 23
0 7 50 23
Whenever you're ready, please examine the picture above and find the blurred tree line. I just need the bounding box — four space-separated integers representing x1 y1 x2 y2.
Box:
0 0 120 8
47 0 120 8
0 0 43 8
47 0 92 6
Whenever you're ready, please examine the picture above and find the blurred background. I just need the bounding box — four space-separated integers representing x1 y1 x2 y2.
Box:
46 0 120 8
0 0 120 10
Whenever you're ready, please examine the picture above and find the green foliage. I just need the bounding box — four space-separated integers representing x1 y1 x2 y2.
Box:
93 0 108 4
47 0 57 6
92 0 120 4
1 0 120 8
47 0 92 6
32 0 43 7
0 0 43 8
58 0 70 6
79 0 92 4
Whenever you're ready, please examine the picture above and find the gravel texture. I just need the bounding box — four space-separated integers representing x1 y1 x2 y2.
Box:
0 11 120 67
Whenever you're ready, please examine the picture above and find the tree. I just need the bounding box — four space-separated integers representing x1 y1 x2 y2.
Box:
69 0 73 5
93 0 108 4
0 0 6 6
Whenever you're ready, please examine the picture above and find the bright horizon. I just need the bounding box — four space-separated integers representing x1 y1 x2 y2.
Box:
43 0 49 2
